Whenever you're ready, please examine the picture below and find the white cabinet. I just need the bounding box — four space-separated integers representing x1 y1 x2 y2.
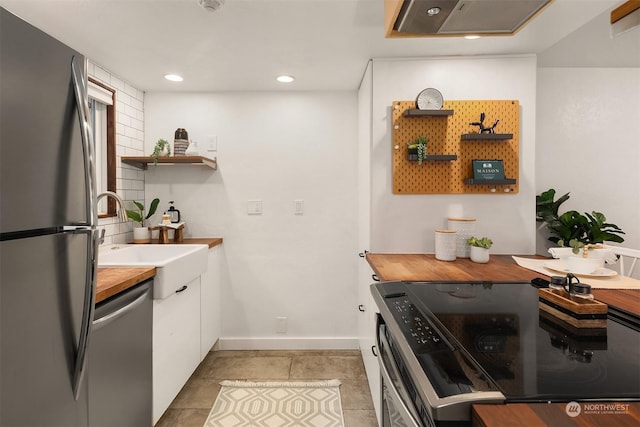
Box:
152 277 201 424
358 258 381 420
200 244 222 359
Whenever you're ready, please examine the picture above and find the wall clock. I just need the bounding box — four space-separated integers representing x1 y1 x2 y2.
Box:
416 88 443 110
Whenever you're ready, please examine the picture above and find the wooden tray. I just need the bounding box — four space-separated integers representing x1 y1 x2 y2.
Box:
538 288 607 329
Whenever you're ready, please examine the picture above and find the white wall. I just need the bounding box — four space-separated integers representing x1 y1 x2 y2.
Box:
144 92 359 348
89 61 146 245
536 67 640 257
369 56 538 255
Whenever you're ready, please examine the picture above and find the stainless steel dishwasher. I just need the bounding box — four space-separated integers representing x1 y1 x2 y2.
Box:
89 280 153 426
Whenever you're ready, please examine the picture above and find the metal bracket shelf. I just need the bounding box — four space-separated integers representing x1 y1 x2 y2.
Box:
403 109 454 117
465 178 516 185
408 154 458 161
461 133 513 140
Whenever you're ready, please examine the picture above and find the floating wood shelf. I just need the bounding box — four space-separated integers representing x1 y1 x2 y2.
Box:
121 155 217 170
465 178 516 185
403 109 454 117
462 133 513 140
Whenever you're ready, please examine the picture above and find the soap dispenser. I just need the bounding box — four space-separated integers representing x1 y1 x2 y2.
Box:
165 201 181 223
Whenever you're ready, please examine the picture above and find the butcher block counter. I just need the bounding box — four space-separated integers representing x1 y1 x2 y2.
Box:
365 253 640 317
96 267 155 303
95 237 223 303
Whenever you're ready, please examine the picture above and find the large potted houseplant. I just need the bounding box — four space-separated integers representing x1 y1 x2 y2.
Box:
126 198 160 243
536 188 625 271
467 236 493 263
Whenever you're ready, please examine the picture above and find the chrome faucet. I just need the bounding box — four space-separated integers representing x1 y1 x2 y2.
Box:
97 191 128 222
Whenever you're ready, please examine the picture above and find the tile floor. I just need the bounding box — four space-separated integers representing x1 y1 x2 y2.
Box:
156 349 379 427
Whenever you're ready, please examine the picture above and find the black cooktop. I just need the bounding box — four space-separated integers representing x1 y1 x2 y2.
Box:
376 281 640 402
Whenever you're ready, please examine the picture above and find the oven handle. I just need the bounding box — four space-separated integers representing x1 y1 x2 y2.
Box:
378 346 423 427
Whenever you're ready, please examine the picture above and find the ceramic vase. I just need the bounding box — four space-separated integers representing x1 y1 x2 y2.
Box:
470 246 490 263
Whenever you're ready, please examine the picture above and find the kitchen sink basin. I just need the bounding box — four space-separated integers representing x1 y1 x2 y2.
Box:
98 244 208 299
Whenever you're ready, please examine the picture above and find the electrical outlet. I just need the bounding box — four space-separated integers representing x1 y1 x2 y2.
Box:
294 199 304 215
247 199 262 215
276 317 287 334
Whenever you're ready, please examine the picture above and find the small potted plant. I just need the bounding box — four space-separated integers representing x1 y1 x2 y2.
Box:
467 236 493 263
151 138 171 165
126 198 160 243
407 135 428 164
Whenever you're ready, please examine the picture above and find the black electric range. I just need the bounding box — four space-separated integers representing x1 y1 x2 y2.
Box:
372 281 640 426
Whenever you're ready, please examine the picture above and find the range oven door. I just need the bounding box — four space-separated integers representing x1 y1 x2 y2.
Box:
377 314 432 427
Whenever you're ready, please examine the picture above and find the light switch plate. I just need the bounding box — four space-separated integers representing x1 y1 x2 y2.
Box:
294 199 304 215
247 199 262 215
207 135 217 152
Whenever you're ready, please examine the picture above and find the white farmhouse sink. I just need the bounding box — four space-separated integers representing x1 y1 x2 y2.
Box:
98 244 208 299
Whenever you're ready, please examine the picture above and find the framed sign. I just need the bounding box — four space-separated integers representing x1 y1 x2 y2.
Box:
472 159 505 180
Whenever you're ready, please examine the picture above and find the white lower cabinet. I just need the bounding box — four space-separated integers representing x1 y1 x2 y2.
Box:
152 277 201 424
200 244 222 359
358 262 381 424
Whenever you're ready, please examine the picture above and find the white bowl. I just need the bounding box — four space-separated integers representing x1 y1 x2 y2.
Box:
564 255 605 274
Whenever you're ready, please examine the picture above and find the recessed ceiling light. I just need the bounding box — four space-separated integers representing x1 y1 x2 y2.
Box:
464 35 480 40
276 75 295 83
426 7 441 16
164 74 184 82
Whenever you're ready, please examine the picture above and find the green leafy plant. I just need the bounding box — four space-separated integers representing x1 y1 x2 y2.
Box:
536 188 570 224
467 236 493 249
126 198 160 227
536 189 625 253
151 139 171 164
407 135 428 165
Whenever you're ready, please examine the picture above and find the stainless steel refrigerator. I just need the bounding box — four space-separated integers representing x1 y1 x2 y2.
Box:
1 7 99 426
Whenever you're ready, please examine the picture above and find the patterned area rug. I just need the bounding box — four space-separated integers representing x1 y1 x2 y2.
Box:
204 380 344 427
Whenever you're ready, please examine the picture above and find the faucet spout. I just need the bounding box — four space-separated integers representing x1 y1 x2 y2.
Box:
97 191 128 222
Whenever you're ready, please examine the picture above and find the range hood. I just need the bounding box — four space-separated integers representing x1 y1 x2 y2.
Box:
392 0 553 36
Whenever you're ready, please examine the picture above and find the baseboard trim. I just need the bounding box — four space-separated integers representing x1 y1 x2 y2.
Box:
218 337 359 350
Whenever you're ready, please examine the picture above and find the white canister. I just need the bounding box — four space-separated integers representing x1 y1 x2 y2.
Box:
448 217 476 258
435 229 457 261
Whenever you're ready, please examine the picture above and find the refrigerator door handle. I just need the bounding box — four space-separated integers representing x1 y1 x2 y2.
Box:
72 228 99 400
70 55 98 228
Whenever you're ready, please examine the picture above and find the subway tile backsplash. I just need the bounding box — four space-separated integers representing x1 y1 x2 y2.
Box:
88 61 145 246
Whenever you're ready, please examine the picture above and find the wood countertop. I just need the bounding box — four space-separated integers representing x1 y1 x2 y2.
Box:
472 402 640 427
96 267 155 303
95 237 223 303
365 253 640 317
366 253 542 282
148 237 223 248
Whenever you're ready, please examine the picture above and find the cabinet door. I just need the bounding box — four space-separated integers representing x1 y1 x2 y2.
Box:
358 259 381 423
152 277 201 424
200 245 222 359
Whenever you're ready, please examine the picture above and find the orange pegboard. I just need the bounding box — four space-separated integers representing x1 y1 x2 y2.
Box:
392 100 519 194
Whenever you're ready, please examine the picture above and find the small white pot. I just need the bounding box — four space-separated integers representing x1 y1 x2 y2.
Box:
132 226 151 244
470 246 490 263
